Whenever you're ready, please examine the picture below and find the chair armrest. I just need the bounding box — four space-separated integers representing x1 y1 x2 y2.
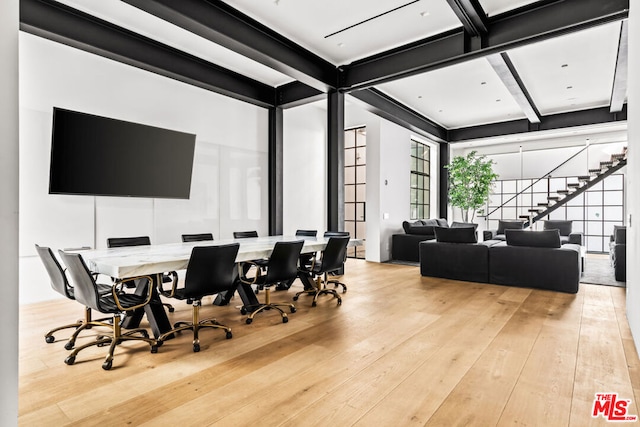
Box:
112 275 154 311
568 232 584 246
483 230 497 241
238 261 261 285
158 271 179 298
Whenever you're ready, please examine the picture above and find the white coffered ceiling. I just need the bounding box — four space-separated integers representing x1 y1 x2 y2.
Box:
44 0 628 138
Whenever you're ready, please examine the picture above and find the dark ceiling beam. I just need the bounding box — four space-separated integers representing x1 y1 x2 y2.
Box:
340 0 629 91
610 20 628 113
122 0 337 92
448 105 627 142
349 88 447 141
276 82 325 109
486 52 540 123
20 0 275 108
445 0 488 37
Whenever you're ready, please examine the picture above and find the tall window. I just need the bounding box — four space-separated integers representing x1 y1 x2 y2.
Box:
344 127 366 259
410 140 430 219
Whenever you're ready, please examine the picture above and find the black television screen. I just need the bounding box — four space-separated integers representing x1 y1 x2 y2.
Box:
49 108 196 199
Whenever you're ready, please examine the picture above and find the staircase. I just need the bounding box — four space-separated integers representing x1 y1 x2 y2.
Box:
485 147 627 228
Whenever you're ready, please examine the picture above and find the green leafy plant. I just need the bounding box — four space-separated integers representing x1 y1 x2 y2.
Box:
446 151 498 223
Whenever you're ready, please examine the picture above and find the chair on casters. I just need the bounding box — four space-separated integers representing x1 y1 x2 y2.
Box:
276 229 318 291
233 230 266 294
322 231 350 292
181 233 214 243
107 236 176 313
156 244 240 352
233 230 259 239
239 240 304 324
294 236 350 306
35 244 111 350
58 250 157 370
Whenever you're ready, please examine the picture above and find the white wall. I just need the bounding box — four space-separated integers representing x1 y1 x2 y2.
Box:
345 103 439 262
282 102 327 235
19 32 269 303
626 3 640 352
1 1 18 424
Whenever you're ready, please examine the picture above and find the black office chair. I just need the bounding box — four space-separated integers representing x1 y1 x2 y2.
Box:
276 229 318 291
107 236 176 313
294 236 350 306
233 230 267 293
157 244 240 352
322 231 350 291
233 230 259 239
182 233 214 242
58 250 157 370
239 240 303 324
36 244 111 350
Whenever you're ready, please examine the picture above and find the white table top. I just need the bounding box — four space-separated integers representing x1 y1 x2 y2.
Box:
73 235 360 279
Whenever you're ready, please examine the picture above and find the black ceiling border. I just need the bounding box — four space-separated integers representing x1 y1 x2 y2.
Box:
445 0 489 37
448 105 627 142
20 0 276 108
341 0 629 91
349 88 447 141
276 82 325 109
122 0 337 92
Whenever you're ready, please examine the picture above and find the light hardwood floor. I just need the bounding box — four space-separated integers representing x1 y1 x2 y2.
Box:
19 259 640 426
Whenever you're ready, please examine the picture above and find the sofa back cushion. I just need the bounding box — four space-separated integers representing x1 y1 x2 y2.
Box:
450 221 478 230
543 220 572 236
402 220 422 234
505 229 561 248
403 220 436 235
434 226 477 243
497 220 525 235
614 225 626 244
435 218 449 228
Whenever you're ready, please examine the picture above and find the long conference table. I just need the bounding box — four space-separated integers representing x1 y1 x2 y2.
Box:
74 235 361 337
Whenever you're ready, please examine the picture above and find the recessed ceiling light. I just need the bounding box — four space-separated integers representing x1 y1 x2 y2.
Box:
566 86 573 89
438 109 443 113
561 64 568 68
420 11 430 17
480 81 486 85
496 99 501 102
417 95 423 99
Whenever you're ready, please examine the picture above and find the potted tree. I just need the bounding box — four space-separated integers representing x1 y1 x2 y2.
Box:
446 151 498 223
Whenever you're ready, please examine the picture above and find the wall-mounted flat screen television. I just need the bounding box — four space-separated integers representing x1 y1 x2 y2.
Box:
49 108 196 199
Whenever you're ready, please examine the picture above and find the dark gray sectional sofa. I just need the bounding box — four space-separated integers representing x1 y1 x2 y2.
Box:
420 228 581 293
391 219 444 262
610 225 626 282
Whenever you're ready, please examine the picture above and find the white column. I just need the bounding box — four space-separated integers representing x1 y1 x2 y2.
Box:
0 0 19 424
626 4 640 351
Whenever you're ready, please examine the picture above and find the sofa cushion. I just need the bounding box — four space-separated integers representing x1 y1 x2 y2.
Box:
450 221 478 230
434 226 477 243
613 225 626 244
543 220 572 236
402 220 424 234
497 220 525 235
505 229 561 248
435 218 449 228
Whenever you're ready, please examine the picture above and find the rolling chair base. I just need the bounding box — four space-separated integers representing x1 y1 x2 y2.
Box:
156 300 232 352
293 275 343 307
241 288 296 324
63 314 157 370
45 306 112 350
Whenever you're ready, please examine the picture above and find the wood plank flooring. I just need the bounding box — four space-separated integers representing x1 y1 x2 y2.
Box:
18 260 640 426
